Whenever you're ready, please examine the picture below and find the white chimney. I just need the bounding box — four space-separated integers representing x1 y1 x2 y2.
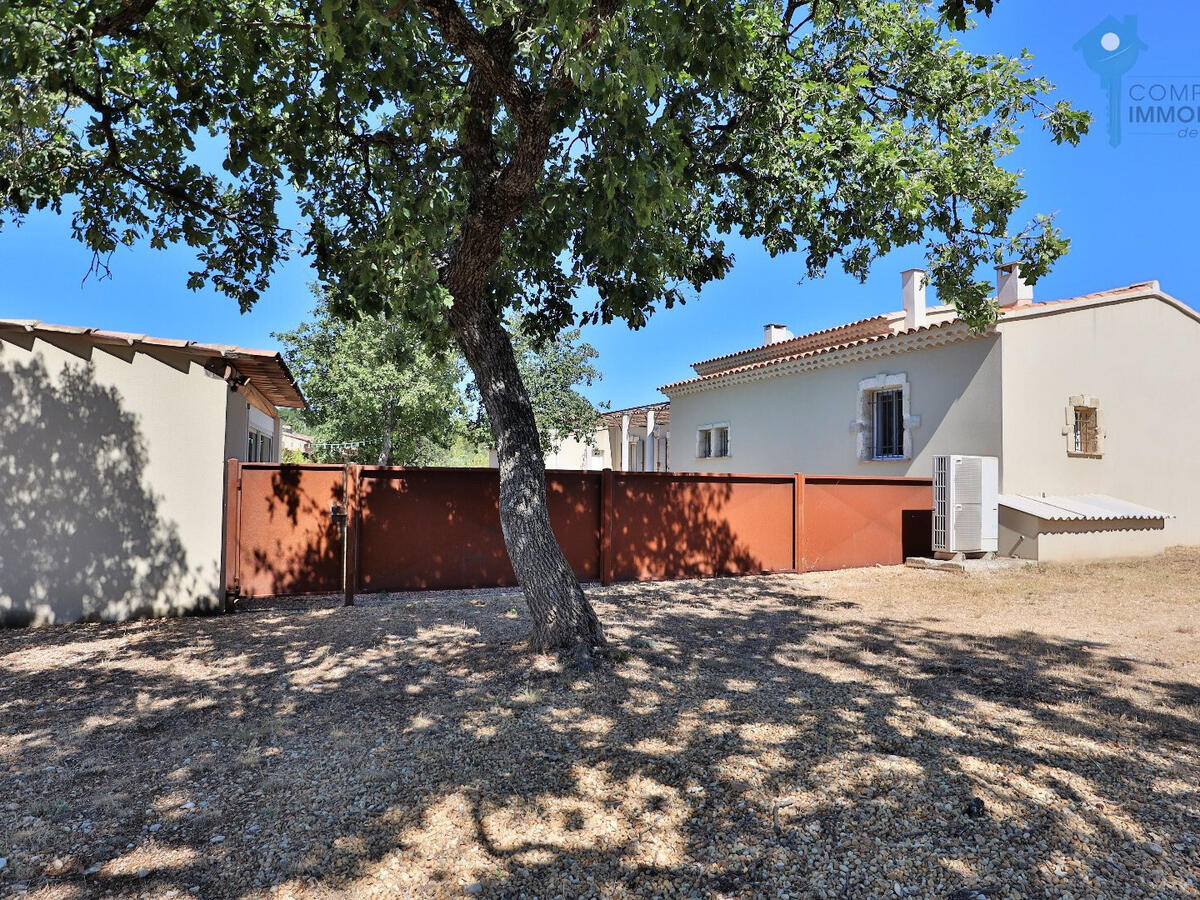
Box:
763 323 793 345
996 262 1033 308
901 268 927 330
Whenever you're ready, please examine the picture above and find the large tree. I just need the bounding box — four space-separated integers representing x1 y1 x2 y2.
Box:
0 0 1087 654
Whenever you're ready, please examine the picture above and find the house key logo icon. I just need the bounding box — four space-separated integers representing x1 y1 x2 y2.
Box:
1074 15 1148 147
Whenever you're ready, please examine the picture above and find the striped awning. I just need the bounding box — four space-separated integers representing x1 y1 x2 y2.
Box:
1000 493 1172 522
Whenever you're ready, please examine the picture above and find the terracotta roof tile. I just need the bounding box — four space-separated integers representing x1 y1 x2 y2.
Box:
0 318 306 408
662 281 1169 394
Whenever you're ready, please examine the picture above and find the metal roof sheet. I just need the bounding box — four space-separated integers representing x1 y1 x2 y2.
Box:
999 493 1172 522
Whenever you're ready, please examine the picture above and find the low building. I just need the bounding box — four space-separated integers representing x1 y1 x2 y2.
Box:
599 402 670 472
661 267 1198 562
0 319 305 625
487 402 670 471
281 427 315 457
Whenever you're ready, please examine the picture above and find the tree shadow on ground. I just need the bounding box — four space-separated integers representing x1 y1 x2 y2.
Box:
0 565 1197 898
0 354 191 625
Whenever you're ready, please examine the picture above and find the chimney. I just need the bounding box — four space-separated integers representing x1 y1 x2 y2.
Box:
763 323 793 345
996 262 1033 308
901 268 927 330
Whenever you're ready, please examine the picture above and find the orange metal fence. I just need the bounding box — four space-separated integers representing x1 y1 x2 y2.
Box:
221 462 932 601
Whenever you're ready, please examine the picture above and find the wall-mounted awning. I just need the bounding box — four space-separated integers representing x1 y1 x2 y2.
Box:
999 493 1171 522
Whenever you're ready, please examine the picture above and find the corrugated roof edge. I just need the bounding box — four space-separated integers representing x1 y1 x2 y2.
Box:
1000 493 1173 521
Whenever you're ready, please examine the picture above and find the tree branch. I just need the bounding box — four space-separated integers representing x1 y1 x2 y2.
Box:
91 0 160 37
409 0 535 124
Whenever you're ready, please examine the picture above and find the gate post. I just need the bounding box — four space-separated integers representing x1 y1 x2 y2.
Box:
793 473 806 573
220 458 242 612
600 467 615 586
343 464 361 606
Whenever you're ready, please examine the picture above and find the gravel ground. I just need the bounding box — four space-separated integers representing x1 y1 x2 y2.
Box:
1 550 1198 899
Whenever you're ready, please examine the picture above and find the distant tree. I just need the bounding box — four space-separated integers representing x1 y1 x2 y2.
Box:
277 407 308 434
275 295 466 466
0 0 1088 653
467 321 603 456
278 301 602 466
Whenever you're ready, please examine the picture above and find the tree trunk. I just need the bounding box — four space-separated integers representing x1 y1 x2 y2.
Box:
448 291 605 655
378 396 396 466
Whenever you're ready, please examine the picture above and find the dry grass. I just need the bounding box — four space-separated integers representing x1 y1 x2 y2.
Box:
2 550 1199 899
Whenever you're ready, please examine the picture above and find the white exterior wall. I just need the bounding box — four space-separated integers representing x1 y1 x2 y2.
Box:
224 382 282 463
545 427 610 470
666 336 1002 476
0 334 232 624
489 426 610 470
998 295 1200 550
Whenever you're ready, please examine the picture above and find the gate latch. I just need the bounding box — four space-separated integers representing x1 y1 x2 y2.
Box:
330 501 347 528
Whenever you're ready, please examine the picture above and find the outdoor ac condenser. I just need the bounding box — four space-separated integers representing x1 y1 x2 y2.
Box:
932 455 999 554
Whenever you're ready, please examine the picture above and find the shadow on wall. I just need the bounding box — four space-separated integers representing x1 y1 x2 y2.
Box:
235 465 345 597
0 354 192 625
609 476 778 581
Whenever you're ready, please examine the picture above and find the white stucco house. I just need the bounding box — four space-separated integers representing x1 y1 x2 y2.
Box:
599 402 670 472
661 266 1200 562
488 402 671 471
0 318 305 625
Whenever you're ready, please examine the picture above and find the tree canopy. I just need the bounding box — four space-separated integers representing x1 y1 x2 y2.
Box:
2 0 1086 336
275 291 467 465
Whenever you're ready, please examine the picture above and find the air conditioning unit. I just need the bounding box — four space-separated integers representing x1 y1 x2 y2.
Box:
932 455 999 555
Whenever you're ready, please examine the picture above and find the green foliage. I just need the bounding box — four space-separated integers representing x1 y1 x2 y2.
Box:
0 0 1088 340
277 407 307 433
278 295 602 463
280 446 308 464
275 289 466 465
466 320 603 453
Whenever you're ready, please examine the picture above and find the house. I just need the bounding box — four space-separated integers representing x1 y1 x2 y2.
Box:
599 402 670 471
487 402 670 471
661 266 1200 562
0 318 305 625
281 426 315 457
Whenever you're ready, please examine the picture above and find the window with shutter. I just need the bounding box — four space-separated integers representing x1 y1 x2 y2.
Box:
1065 396 1103 457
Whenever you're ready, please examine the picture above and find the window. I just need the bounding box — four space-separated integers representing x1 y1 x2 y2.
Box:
872 388 904 459
856 373 916 462
1065 395 1103 457
713 425 729 458
1073 406 1098 454
696 423 730 459
248 428 274 462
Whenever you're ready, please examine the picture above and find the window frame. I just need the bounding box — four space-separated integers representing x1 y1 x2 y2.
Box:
1064 395 1104 458
696 422 731 459
855 373 917 462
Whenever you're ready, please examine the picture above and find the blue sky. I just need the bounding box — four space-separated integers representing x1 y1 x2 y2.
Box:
1 0 1196 409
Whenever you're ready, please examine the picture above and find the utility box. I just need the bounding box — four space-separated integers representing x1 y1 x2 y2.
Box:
932 455 999 555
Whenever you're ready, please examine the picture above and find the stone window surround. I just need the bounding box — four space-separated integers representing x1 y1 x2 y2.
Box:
697 421 731 459
1064 394 1105 458
852 373 920 462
